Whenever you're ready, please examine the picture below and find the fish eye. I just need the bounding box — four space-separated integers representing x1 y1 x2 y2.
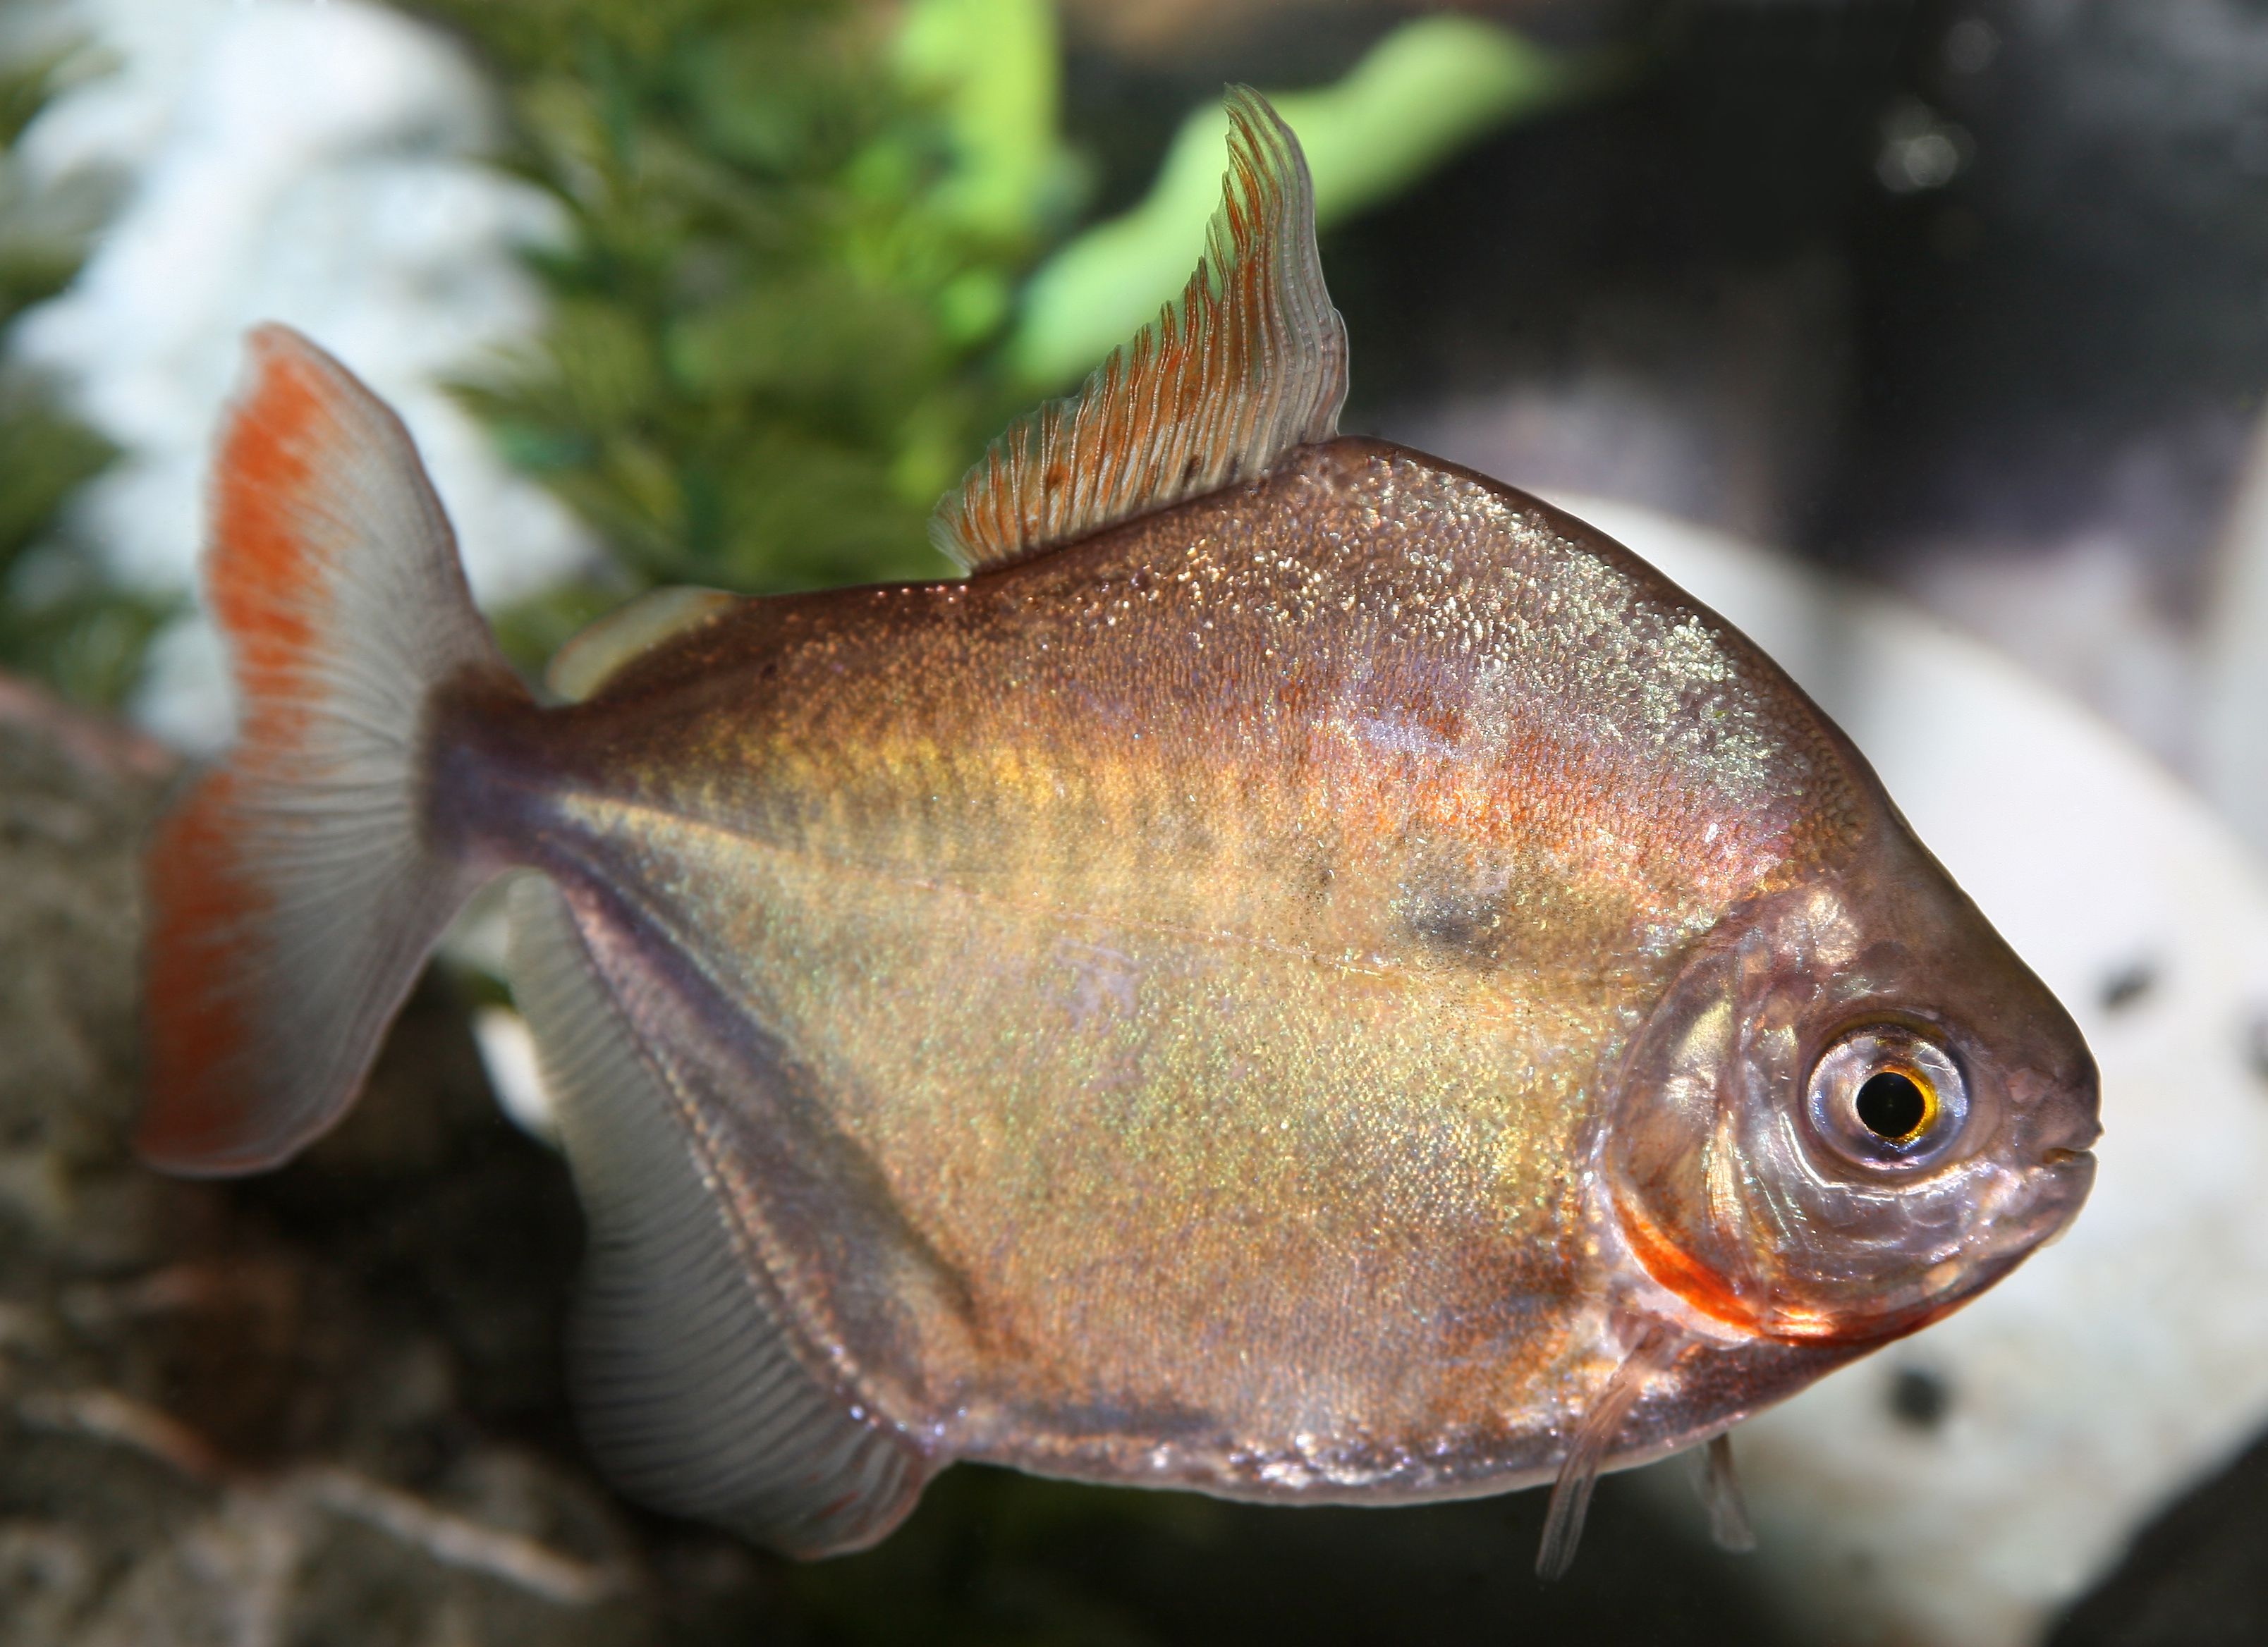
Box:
1856 1070 1930 1142
1805 1024 1968 1169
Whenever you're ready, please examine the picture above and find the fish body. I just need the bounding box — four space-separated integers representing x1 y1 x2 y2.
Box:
139 93 2098 1563
449 436 1860 1493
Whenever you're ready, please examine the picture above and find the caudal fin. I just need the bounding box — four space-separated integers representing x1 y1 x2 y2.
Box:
138 326 523 1174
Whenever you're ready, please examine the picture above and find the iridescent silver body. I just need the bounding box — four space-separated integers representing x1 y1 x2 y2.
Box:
441 439 2096 1511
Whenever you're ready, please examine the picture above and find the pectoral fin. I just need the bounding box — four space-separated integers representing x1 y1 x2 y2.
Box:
1699 1431 1756 1553
507 876 930 1557
1535 1322 1686 1579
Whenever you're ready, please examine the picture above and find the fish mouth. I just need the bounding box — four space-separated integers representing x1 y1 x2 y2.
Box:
2032 1140 2097 1189
2009 1144 2097 1250
2023 1098 2100 1177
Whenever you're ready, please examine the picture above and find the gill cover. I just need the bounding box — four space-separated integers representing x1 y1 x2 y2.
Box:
1604 848 2098 1343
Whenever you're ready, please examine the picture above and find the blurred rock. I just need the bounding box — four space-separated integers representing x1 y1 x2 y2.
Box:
1324 0 2268 798
0 673 737 1646
2049 1424 2268 1647
2200 406 2268 869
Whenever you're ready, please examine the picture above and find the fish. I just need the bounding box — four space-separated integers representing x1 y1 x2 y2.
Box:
136 89 2099 1572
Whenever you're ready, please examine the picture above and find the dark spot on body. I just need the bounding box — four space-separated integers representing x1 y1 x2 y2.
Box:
1399 879 1505 959
2099 959 2157 1013
1887 1366 1951 1431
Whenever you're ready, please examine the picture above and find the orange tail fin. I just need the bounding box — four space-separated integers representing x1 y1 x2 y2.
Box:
138 326 524 1174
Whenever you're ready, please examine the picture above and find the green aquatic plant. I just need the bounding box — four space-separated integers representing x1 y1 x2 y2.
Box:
1012 14 1584 388
412 0 1084 665
415 0 1590 671
0 43 161 709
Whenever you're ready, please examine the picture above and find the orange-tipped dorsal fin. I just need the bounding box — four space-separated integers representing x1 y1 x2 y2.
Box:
931 87 1348 573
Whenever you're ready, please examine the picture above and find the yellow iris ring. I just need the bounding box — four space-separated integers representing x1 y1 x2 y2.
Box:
1868 1061 1940 1146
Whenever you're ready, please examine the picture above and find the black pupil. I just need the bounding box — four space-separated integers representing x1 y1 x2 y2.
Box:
1855 1071 1928 1142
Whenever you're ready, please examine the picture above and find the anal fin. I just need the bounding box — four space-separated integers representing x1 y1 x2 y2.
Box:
506 876 929 1556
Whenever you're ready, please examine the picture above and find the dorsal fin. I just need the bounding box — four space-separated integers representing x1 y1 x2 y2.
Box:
932 87 1348 573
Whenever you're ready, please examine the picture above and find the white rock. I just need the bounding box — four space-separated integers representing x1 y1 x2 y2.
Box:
13 0 594 749
472 1005 557 1150
2200 410 2268 867
1557 495 2268 1647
